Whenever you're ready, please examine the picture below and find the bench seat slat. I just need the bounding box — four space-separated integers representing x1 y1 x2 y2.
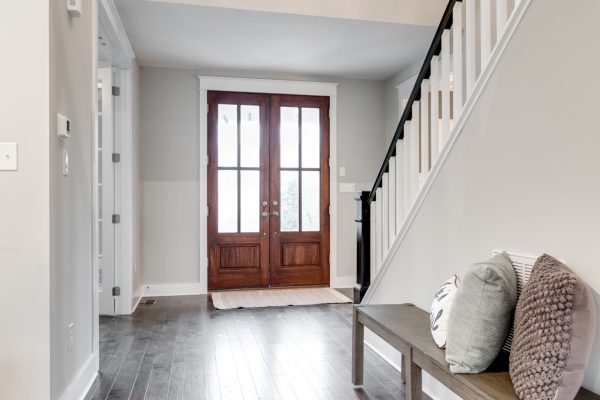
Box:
355 304 598 400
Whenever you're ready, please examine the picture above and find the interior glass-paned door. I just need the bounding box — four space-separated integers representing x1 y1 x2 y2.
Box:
208 92 270 289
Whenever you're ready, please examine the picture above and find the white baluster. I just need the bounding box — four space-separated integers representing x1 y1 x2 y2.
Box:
452 1 464 119
481 0 492 68
403 121 412 217
430 56 440 163
420 80 430 177
388 157 396 241
497 0 508 38
465 0 477 95
395 141 404 227
441 30 451 146
410 101 420 202
381 173 389 252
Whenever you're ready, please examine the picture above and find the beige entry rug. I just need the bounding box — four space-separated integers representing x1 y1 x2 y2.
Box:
211 287 352 310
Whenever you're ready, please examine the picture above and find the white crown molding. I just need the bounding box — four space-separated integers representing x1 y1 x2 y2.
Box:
98 0 135 68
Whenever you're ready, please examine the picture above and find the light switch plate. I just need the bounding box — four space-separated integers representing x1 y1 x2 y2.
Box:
339 167 346 177
339 183 356 193
0 143 18 171
62 150 69 177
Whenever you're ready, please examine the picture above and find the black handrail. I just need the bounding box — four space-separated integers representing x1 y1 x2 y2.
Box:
367 0 460 204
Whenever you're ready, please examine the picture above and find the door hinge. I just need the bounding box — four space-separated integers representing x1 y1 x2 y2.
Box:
206 206 209 217
328 206 331 215
112 214 121 224
112 86 120 96
206 103 209 114
112 286 121 296
328 108 332 118
328 157 331 167
112 153 120 163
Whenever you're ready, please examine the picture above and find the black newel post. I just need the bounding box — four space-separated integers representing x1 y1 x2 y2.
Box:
354 191 371 304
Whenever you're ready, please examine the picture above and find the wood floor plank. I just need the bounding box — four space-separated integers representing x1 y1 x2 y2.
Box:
87 295 406 400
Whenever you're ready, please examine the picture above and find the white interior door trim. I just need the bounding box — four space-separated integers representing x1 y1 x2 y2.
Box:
198 76 340 293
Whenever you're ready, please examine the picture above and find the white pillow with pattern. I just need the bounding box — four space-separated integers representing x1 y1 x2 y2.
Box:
430 275 460 348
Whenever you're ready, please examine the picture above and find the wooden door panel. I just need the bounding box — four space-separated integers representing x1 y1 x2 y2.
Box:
270 95 330 287
281 243 320 268
208 91 270 290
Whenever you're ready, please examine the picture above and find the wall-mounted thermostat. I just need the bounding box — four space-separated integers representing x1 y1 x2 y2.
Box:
57 114 71 140
67 0 82 17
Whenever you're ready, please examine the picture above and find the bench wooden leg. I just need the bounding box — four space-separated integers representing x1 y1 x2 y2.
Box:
401 354 406 384
352 306 364 385
405 349 422 400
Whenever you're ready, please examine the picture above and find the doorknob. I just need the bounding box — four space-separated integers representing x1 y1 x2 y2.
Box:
272 200 278 206
272 211 280 217
262 200 268 207
261 211 269 217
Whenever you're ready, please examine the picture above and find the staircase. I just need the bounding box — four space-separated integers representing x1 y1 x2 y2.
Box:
354 0 529 303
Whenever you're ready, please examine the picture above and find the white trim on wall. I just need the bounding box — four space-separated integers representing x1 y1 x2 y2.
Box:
197 76 340 293
58 354 98 400
141 283 205 297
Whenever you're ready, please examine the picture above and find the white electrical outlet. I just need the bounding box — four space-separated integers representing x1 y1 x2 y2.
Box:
68 323 75 352
0 143 18 171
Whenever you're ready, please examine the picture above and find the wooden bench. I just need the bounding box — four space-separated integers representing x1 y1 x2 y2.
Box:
352 304 599 400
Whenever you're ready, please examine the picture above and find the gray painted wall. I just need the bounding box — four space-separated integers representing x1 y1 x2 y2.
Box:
140 67 386 288
368 0 600 395
1 1 96 399
0 3 51 399
49 0 96 398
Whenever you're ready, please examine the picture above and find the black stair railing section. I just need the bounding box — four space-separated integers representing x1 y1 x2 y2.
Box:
354 0 460 304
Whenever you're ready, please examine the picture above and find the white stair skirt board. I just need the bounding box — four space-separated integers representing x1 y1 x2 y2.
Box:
211 287 351 310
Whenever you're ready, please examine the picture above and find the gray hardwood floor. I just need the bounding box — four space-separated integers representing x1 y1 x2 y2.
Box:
85 293 408 400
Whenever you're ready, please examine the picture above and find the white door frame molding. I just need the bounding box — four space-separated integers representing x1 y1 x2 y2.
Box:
198 76 340 293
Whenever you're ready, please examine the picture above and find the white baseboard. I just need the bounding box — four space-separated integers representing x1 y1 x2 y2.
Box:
141 282 205 297
58 353 98 400
331 275 355 288
131 295 142 313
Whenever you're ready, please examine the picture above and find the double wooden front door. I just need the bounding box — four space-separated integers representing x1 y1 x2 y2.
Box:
208 91 330 290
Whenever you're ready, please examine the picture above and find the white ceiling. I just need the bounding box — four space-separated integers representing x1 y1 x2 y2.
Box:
115 0 438 80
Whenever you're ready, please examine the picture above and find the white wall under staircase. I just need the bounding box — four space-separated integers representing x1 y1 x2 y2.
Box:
364 0 600 397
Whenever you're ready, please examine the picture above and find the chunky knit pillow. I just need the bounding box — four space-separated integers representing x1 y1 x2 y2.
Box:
510 254 596 400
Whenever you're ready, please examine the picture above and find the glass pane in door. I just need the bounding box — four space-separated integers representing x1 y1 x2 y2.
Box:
301 108 320 168
218 104 238 167
218 170 238 233
240 105 260 168
240 170 260 232
280 171 299 231
301 171 320 231
280 107 299 168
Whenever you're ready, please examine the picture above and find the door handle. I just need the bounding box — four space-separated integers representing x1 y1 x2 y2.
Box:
261 211 269 217
272 211 280 217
